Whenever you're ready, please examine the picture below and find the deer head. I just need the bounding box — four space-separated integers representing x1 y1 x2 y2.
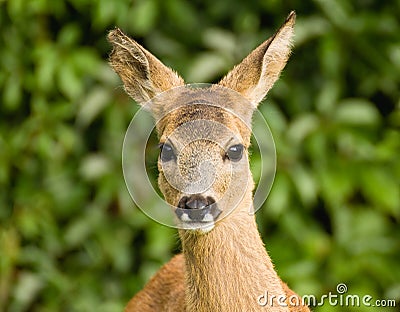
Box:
108 12 295 233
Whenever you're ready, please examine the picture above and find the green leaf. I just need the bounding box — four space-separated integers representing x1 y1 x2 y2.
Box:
13 272 44 310
265 173 292 218
360 167 400 216
3 75 22 110
77 87 110 126
79 154 112 181
57 63 83 100
287 113 319 144
290 164 318 206
128 0 158 36
186 52 227 82
334 99 381 126
318 164 354 206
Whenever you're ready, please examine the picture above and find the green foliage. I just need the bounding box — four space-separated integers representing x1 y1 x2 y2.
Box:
0 0 399 311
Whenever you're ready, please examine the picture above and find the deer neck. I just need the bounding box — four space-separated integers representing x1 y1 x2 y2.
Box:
179 196 288 312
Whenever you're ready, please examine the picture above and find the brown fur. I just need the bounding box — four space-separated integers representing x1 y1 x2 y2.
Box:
125 255 185 312
108 11 310 312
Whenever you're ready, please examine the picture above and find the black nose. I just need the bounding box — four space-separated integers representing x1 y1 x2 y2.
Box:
185 196 207 210
176 195 221 223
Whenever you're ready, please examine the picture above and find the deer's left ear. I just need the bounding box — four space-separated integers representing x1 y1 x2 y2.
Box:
218 11 295 107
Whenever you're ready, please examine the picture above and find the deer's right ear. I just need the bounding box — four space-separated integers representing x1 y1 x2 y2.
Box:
107 28 184 104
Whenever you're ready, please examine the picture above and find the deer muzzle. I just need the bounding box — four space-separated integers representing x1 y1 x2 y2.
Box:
175 195 221 224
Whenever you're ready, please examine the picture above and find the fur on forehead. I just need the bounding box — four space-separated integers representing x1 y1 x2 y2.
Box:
147 85 255 130
156 103 252 147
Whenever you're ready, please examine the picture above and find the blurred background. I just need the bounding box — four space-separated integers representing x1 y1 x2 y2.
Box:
1 0 399 311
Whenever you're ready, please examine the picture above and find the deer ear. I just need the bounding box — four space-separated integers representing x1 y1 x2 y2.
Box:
107 28 184 104
219 11 295 107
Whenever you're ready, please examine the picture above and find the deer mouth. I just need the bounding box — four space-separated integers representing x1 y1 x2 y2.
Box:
175 195 221 227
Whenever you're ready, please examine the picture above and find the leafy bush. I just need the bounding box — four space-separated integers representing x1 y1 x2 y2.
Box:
0 0 399 311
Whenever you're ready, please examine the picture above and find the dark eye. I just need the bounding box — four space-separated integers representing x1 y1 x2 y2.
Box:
225 144 244 162
159 143 176 162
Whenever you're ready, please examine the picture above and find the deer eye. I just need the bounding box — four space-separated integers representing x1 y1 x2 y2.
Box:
159 143 176 162
225 144 244 162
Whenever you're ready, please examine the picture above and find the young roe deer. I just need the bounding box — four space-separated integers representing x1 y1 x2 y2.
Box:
108 11 310 312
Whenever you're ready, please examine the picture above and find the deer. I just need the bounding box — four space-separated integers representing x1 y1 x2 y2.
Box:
108 11 310 312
